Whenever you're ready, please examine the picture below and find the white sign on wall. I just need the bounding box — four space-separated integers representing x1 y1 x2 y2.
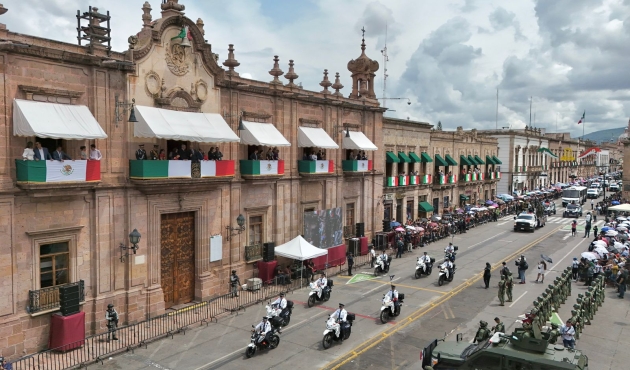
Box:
210 235 223 262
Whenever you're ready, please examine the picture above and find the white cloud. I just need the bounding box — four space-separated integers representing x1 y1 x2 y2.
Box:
1 0 629 135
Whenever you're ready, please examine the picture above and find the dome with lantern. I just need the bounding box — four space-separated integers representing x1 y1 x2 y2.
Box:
617 119 630 144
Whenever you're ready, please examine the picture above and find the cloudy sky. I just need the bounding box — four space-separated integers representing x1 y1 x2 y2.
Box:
3 0 630 135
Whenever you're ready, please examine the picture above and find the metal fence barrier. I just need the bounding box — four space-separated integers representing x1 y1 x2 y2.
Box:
9 251 370 370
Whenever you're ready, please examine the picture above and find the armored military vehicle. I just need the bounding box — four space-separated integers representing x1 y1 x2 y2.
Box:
420 328 588 369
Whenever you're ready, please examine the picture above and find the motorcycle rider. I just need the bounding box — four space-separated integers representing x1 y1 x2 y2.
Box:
270 293 287 332
445 242 455 262
385 285 400 312
419 251 432 273
442 258 454 279
380 250 389 270
253 316 273 345
331 303 348 341
315 272 328 299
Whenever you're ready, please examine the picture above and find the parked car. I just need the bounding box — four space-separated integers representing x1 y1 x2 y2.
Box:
609 183 620 192
563 204 583 218
587 189 599 199
543 202 556 215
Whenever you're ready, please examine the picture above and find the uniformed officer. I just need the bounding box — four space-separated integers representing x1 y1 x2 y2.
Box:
548 323 560 344
498 275 506 306
584 291 594 321
474 320 491 343
505 271 514 302
569 309 580 340
572 304 583 336
492 317 505 334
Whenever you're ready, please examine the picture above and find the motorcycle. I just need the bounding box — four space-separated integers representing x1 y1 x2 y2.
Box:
415 257 435 279
444 245 458 262
266 300 293 329
245 326 279 358
380 293 404 323
322 313 355 349
373 256 390 276
308 280 333 307
437 262 456 286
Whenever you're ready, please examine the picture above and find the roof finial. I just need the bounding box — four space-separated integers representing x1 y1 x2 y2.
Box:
361 26 366 53
319 69 332 94
284 60 299 88
332 72 344 97
269 55 284 85
222 44 240 76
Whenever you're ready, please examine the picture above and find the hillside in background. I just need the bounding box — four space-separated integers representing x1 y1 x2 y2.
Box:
579 127 625 143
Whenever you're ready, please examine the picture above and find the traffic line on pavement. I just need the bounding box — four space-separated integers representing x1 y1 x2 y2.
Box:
322 224 564 370
509 291 528 308
467 231 508 249
366 279 448 295
544 237 589 277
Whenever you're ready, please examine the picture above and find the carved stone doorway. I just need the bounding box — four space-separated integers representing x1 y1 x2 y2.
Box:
160 212 195 308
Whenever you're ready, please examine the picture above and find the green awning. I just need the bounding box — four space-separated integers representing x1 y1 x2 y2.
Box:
386 151 400 163
421 152 433 163
418 201 434 212
460 194 470 200
398 152 411 163
492 155 502 164
460 155 472 166
468 155 477 165
445 154 458 166
474 155 485 165
486 155 495 165
409 152 422 163
434 154 448 167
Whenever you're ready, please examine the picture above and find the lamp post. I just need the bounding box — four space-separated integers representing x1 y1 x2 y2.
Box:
226 214 246 241
119 228 141 262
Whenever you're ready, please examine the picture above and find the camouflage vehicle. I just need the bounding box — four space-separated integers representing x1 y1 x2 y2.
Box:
421 328 588 369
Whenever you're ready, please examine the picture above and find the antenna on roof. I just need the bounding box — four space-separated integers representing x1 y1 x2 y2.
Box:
381 24 389 109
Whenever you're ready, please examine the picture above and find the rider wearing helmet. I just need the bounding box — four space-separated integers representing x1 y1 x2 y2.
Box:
331 303 348 340
254 316 272 344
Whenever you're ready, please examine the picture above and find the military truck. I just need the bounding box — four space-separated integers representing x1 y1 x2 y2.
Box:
420 328 588 369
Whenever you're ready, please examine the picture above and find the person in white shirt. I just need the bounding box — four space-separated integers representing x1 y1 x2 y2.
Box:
254 316 272 344
420 251 432 265
445 242 455 254
22 141 34 161
560 321 576 349
331 303 348 340
271 293 287 332
370 246 376 268
315 273 327 299
385 285 400 311
89 144 102 160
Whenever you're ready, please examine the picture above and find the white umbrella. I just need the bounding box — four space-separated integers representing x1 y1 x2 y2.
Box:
594 246 608 256
617 217 627 221
581 251 599 260
405 225 415 230
593 240 607 247
415 226 424 232
606 230 619 236
617 226 628 232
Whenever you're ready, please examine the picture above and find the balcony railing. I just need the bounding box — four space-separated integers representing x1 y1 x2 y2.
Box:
28 280 85 314
245 244 263 262
434 174 457 185
240 160 284 177
130 160 235 179
298 160 334 174
16 160 100 183
420 174 432 184
342 160 373 172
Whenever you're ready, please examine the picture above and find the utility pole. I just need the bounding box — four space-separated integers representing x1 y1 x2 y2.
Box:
529 96 532 126
496 88 499 129
380 25 389 110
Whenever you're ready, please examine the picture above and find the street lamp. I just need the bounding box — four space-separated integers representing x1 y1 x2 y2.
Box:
226 214 246 241
119 228 141 262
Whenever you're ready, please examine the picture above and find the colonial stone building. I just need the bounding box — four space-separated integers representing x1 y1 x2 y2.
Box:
545 132 596 184
0 1 383 358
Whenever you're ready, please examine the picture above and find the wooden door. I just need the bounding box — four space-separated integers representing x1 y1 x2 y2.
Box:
161 212 195 308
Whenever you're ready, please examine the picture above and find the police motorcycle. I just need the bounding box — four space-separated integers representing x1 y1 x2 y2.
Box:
307 279 333 307
437 259 456 286
444 246 458 262
246 319 280 358
373 254 390 276
322 312 356 349
415 255 435 278
266 299 293 328
380 278 404 323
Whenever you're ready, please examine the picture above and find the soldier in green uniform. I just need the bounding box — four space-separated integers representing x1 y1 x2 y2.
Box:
506 271 514 302
548 323 560 344
498 275 506 306
577 295 590 325
521 321 534 338
536 297 546 323
492 317 505 334
474 320 491 343
584 291 594 321
565 268 573 296
572 303 583 336
549 284 559 313
541 292 550 323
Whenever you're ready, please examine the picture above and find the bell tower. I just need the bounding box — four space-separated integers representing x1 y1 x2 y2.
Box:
347 28 379 100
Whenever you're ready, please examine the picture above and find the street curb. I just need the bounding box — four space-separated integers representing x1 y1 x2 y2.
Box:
322 224 564 370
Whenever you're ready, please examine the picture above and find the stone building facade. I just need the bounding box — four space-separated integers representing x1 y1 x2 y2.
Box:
0 1 383 358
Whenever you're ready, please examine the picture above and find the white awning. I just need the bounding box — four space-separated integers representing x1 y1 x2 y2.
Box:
342 130 378 151
240 120 291 147
274 236 328 261
134 105 240 143
297 127 339 149
13 99 107 139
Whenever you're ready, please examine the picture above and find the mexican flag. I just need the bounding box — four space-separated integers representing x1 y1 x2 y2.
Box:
344 160 372 172
16 160 100 183
410 175 418 185
387 177 398 187
253 160 284 175
421 174 432 184
577 111 585 124
130 160 236 179
399 175 408 186
200 161 236 177
315 160 334 173
439 175 446 184
464 174 471 182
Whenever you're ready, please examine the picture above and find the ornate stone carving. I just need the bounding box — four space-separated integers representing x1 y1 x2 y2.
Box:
165 42 190 76
319 69 332 94
145 71 161 97
171 97 189 108
142 2 152 28
284 60 298 88
196 18 205 36
347 29 379 99
194 80 208 101
268 55 284 85
222 44 240 76
332 72 344 97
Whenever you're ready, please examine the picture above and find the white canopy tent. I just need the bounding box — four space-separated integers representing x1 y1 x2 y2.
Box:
608 204 630 212
13 99 108 139
240 120 291 147
342 130 377 151
297 127 339 149
134 105 240 143
274 236 328 288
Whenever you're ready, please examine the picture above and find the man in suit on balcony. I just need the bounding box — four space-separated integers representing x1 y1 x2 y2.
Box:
52 145 72 161
33 141 52 161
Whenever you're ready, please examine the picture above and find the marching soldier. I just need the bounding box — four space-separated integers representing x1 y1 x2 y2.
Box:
536 296 546 323
498 275 506 306
505 271 514 302
569 309 580 340
572 304 583 336
474 321 491 343
548 323 560 344
584 291 594 321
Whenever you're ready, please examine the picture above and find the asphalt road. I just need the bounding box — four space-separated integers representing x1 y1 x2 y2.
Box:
102 196 607 370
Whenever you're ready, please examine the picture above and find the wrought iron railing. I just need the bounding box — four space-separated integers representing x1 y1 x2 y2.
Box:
28 280 85 314
244 244 263 262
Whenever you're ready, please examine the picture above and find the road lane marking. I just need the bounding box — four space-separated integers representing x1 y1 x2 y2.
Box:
366 279 447 295
563 234 571 240
323 224 564 370
544 237 589 276
509 291 528 308
467 231 508 249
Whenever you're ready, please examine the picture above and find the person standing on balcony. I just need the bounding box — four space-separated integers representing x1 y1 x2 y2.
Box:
105 303 119 341
249 149 259 160
149 145 159 160
33 141 51 161
90 144 102 161
22 141 34 160
135 144 147 160
79 146 88 160
215 147 223 160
